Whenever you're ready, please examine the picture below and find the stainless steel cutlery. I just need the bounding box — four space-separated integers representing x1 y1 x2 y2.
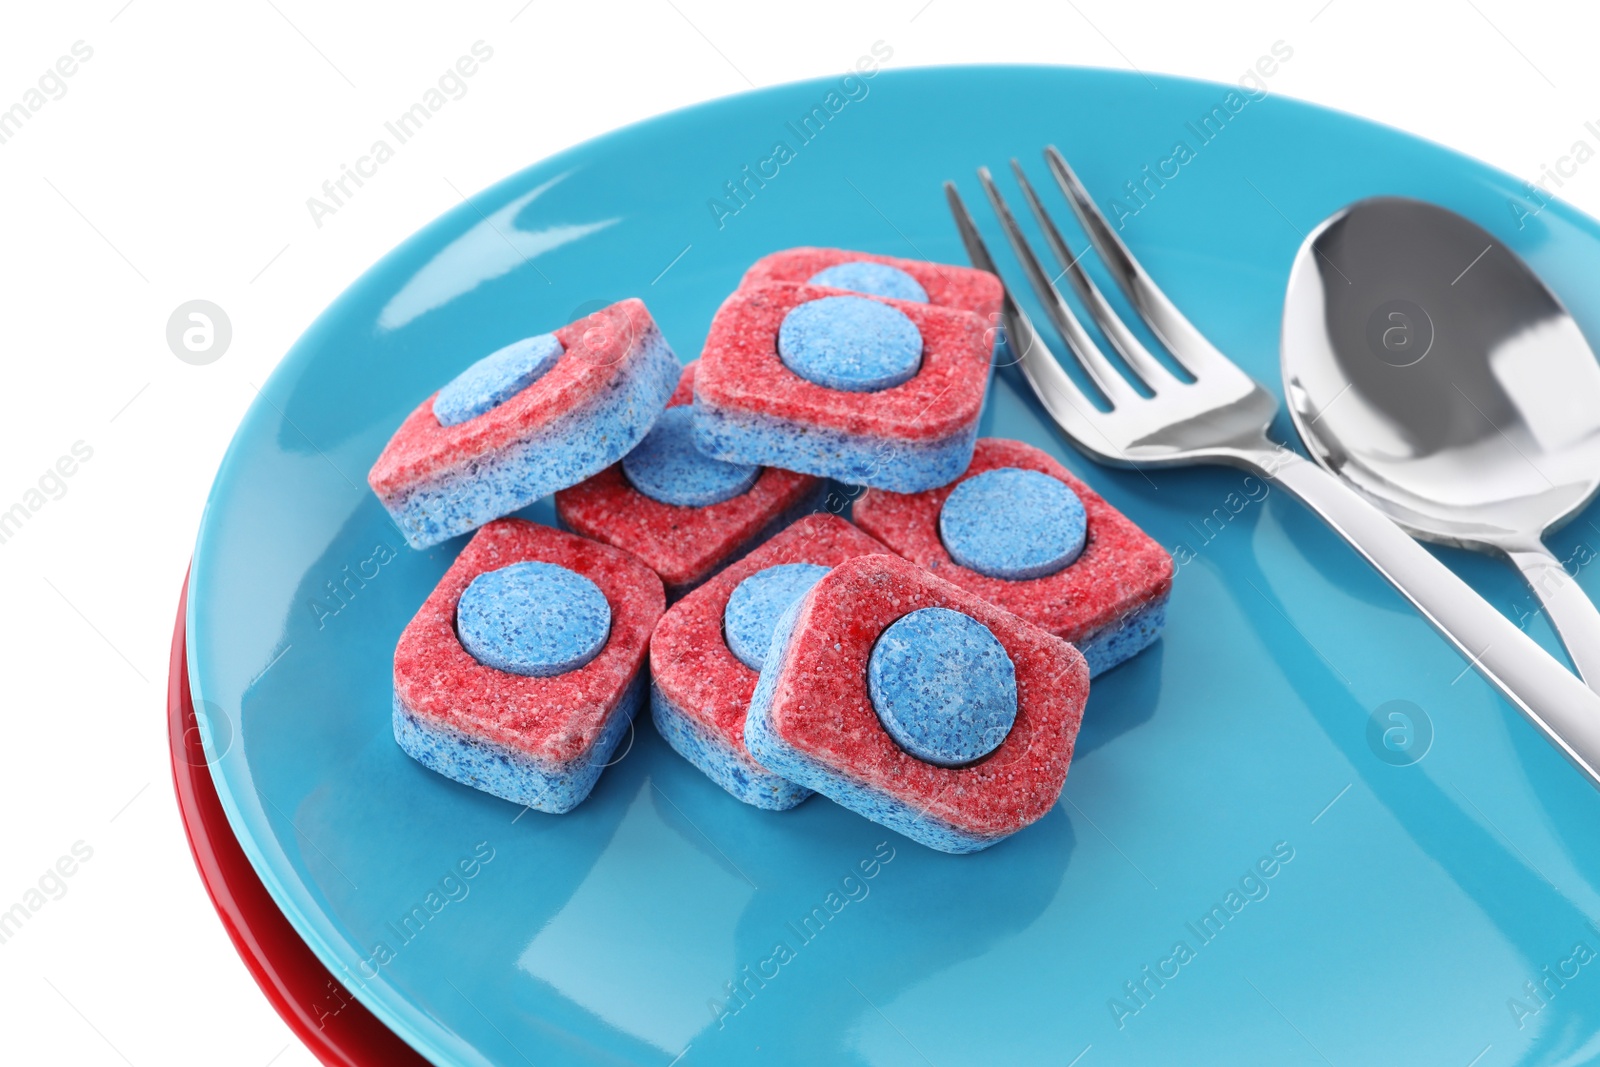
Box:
948 147 1600 789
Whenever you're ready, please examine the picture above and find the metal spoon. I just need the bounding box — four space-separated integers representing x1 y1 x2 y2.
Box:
1283 196 1600 688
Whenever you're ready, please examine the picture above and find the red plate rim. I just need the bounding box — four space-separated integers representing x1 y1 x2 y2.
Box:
167 571 431 1067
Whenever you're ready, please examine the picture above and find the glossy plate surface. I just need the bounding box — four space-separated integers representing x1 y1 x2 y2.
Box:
190 67 1600 1066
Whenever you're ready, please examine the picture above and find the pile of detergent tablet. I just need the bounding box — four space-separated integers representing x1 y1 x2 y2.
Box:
372 247 1174 853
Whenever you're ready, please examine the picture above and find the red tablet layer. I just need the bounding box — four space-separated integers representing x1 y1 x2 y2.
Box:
651 513 891 754
666 360 697 406
556 361 823 590
695 282 991 444
394 519 664 764
853 438 1173 644
764 553 1088 839
369 299 658 498
740 247 1003 317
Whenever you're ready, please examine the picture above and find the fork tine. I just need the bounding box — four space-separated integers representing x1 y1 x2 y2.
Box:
973 167 1141 408
1044 145 1236 379
1008 159 1180 391
943 182 1109 449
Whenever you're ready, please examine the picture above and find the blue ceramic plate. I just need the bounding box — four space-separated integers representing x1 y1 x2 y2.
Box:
190 67 1600 1066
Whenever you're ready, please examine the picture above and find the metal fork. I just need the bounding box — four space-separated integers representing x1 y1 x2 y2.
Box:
947 146 1600 789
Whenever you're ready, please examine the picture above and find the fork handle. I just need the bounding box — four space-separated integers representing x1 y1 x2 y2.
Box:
1245 443 1600 786
1502 540 1600 691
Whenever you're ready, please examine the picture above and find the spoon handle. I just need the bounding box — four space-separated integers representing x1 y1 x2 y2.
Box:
1248 444 1600 787
1503 540 1600 691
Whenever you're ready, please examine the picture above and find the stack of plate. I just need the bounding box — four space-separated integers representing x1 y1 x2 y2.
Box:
175 67 1600 1065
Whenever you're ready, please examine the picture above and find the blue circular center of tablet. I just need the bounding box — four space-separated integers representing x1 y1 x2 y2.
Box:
456 561 610 677
868 607 1018 767
939 468 1087 581
777 296 923 392
433 333 565 427
723 563 832 670
622 406 761 507
807 262 929 303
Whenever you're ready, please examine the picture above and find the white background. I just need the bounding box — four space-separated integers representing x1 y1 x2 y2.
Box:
2 1 1598 1063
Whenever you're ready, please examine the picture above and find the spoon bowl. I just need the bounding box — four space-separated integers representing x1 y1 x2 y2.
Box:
1283 196 1600 684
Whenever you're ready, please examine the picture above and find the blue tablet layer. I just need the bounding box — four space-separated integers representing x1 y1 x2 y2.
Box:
455 561 611 677
723 563 832 670
433 333 565 427
650 685 812 810
807 262 929 303
939 467 1087 580
867 607 1018 767
394 675 641 815
622 406 761 507
776 296 922 392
